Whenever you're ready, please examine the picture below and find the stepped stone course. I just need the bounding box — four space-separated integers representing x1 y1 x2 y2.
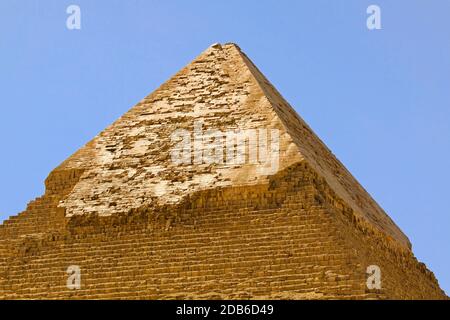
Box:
0 43 446 299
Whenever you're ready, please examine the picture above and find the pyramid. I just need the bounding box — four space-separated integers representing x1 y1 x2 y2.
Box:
0 43 446 299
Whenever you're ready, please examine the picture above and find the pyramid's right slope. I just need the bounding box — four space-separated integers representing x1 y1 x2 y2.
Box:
0 43 446 299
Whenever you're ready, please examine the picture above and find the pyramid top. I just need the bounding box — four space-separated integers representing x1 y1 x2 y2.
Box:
51 43 411 250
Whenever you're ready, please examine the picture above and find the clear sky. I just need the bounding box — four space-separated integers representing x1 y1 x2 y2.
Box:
0 0 449 294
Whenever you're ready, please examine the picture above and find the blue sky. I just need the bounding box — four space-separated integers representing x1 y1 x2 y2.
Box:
0 0 449 294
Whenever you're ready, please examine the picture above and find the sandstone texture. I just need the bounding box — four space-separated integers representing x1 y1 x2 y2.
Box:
0 43 446 299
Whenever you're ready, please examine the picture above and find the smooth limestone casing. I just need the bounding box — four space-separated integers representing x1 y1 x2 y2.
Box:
0 43 446 299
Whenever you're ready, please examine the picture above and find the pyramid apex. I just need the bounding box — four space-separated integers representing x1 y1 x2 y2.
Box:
208 42 241 51
223 42 241 50
209 42 222 49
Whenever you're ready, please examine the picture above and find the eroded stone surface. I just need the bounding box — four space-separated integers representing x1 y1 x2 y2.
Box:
57 44 301 219
56 43 408 249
